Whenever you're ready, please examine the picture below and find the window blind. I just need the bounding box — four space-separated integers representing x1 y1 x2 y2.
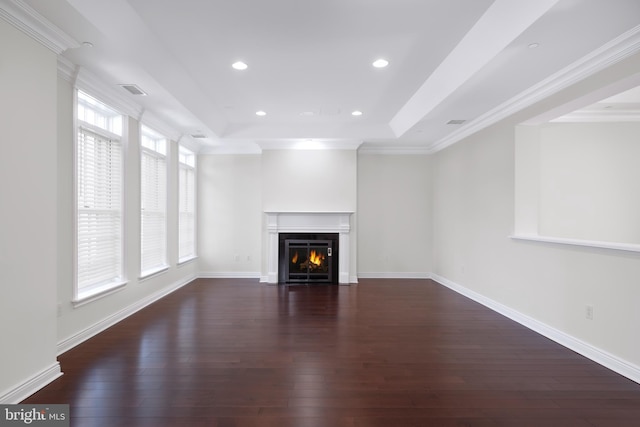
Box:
178 157 196 260
77 128 123 294
140 144 167 275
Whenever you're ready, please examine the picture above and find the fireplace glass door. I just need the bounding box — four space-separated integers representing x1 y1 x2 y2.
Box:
284 239 333 283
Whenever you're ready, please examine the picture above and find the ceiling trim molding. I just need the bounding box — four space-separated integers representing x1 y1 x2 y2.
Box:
0 0 79 54
139 110 181 143
389 0 560 137
550 109 640 123
199 144 262 155
57 56 77 82
255 140 363 151
176 136 204 154
358 145 431 155
428 23 640 154
75 67 143 120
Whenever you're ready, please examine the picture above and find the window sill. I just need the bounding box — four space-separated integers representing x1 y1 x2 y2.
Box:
139 265 170 281
510 233 640 253
178 255 198 266
73 281 127 308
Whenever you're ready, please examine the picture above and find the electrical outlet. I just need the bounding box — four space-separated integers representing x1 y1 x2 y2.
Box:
586 305 594 320
234 254 240 262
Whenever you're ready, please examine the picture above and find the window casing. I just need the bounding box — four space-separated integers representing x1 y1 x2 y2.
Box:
75 91 124 301
178 147 196 262
140 125 168 276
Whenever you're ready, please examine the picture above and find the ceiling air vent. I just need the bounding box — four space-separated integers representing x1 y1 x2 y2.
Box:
119 84 147 96
447 119 466 125
191 134 207 139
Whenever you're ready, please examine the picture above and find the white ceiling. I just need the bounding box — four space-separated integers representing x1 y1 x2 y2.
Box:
15 0 640 152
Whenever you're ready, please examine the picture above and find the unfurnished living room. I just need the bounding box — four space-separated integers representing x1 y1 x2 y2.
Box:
2 0 640 426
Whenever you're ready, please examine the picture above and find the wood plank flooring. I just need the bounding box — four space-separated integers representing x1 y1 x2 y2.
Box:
23 278 640 426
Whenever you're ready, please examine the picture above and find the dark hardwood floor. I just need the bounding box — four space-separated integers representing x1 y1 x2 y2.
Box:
24 278 640 426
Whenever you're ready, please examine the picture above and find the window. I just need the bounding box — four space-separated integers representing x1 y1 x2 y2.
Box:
178 147 196 261
75 91 124 301
140 125 168 276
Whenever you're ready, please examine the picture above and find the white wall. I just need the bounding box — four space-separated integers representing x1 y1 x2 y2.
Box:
198 150 359 279
432 51 640 374
198 150 438 281
0 20 60 401
357 153 432 277
538 122 640 244
198 154 262 276
261 149 357 212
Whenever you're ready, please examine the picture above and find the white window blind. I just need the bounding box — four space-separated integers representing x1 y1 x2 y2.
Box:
76 127 123 296
179 147 196 261
140 127 167 275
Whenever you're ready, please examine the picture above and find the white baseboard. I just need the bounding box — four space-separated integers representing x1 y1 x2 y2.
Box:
57 274 197 355
199 272 261 279
431 273 640 385
357 272 431 279
0 362 62 404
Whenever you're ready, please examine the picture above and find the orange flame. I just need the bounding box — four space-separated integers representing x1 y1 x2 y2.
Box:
309 250 325 266
292 251 298 263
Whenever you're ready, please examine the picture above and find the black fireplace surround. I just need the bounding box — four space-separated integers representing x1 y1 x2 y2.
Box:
278 233 339 284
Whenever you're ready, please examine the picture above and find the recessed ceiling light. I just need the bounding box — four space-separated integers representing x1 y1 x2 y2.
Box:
82 41 93 48
351 110 363 116
528 43 540 49
232 61 248 70
256 110 266 116
372 58 389 68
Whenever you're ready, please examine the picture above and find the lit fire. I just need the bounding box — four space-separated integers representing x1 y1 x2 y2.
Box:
308 249 325 266
291 249 326 270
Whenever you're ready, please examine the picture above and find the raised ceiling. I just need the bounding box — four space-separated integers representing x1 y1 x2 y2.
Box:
12 0 640 152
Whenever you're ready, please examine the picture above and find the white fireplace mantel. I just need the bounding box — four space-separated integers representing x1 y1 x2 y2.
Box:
264 212 354 284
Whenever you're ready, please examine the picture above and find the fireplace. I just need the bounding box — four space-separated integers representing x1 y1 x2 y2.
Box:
264 212 354 284
279 233 338 284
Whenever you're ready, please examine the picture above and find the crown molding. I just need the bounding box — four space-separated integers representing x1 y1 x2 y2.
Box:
358 144 431 155
75 67 143 119
255 139 363 151
57 56 77 82
199 142 262 155
139 110 181 143
550 109 640 123
0 0 79 53
428 24 640 154
176 136 205 154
